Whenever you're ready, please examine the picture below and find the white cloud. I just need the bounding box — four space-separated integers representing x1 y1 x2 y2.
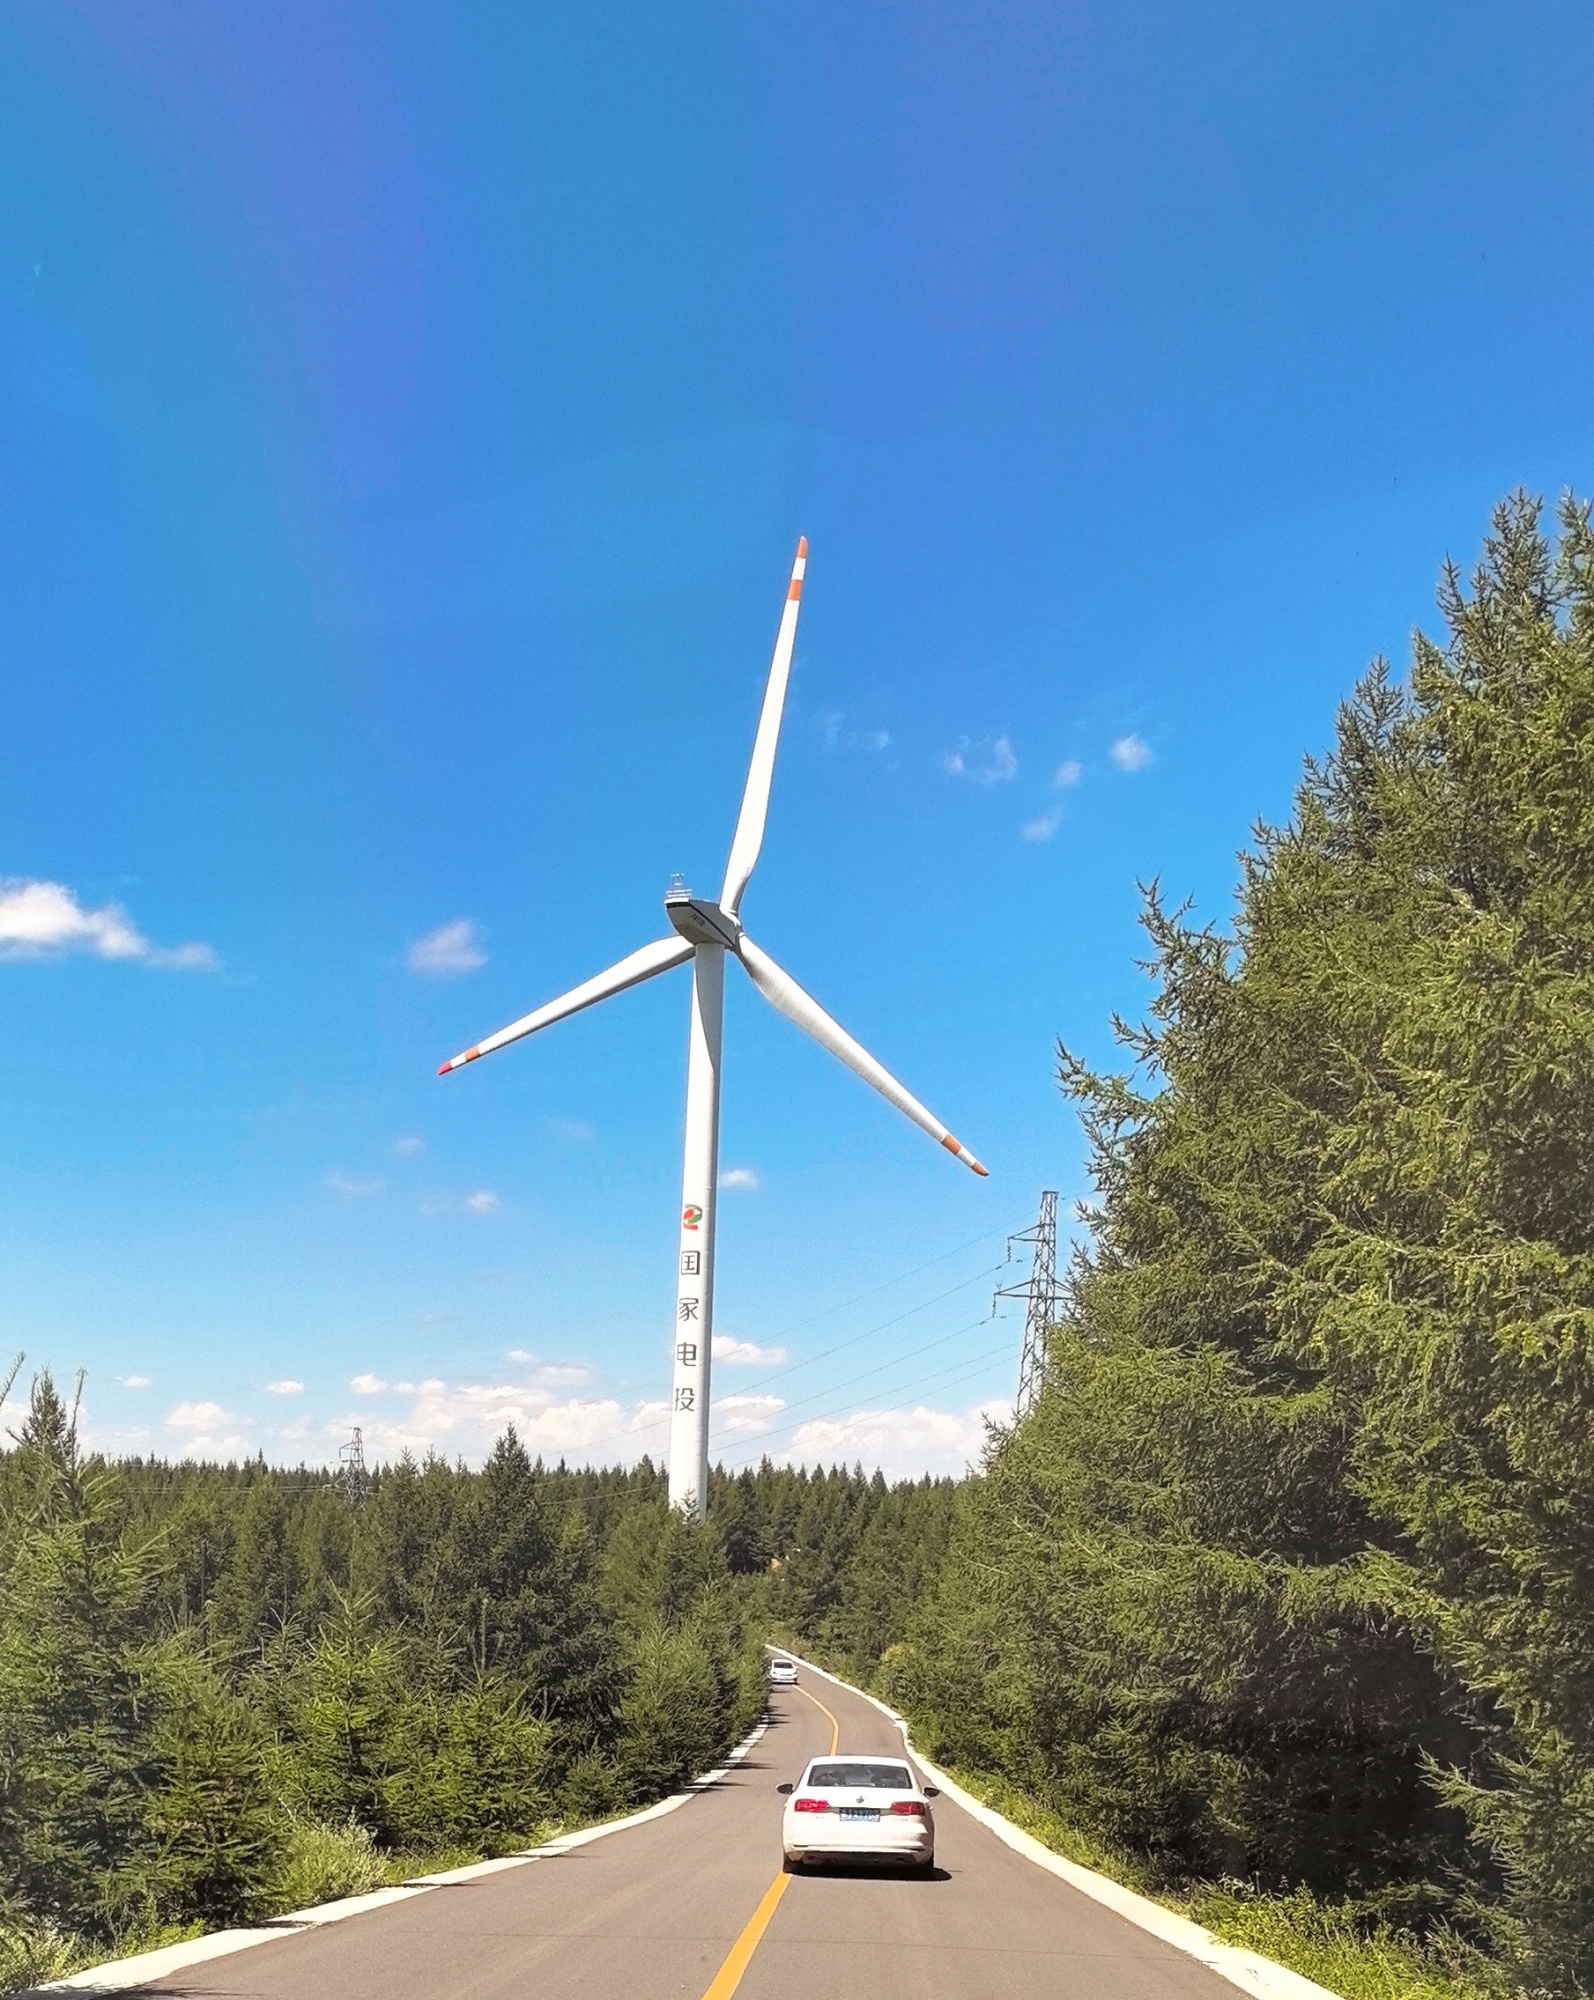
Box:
350 1373 387 1395
821 712 892 754
502 1353 593 1386
420 1188 500 1217
712 1393 786 1437
165 1400 251 1461
942 735 1017 785
406 918 486 976
1109 734 1153 773
713 1336 788 1367
167 1400 230 1430
782 1397 1010 1480
327 1171 383 1200
1055 759 1082 788
390 1134 426 1158
115 1374 151 1390
549 1117 594 1143
337 1372 669 1465
0 878 215 969
1021 808 1062 843
719 1166 760 1191
266 1379 304 1396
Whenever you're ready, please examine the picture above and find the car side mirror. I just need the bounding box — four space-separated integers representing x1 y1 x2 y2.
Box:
922 1786 940 1798
777 1782 794 1795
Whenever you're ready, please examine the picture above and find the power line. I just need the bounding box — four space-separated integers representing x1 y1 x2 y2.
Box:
726 1262 1009 1397
721 1311 995 1433
554 1254 1012 1464
743 1225 1012 1344
714 1332 1021 1472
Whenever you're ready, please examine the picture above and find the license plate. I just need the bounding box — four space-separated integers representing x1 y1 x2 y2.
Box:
840 1808 879 1822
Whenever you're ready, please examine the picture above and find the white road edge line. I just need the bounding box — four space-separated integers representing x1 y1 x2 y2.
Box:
774 1648 1343 2000
32 1716 772 1997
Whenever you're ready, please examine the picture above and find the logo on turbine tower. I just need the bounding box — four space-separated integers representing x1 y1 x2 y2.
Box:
436 537 987 1520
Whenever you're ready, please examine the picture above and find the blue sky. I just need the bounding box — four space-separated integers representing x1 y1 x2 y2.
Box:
2 2 1591 1475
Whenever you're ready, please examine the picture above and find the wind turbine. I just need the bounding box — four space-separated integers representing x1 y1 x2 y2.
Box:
438 539 987 1518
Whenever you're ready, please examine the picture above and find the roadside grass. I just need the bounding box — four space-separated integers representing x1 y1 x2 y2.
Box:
0 1912 202 1996
1184 1887 1511 2000
0 1826 552 1997
940 1763 1509 2000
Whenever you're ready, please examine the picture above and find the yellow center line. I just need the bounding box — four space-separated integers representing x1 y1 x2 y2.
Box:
700 1868 789 2000
697 1677 841 1999
792 1679 841 1755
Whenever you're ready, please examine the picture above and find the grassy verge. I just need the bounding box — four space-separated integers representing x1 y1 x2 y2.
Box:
939 1763 1509 2000
0 1914 204 1996
0 1830 544 1997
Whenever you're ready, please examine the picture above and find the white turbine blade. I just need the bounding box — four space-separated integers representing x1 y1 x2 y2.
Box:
719 537 807 918
736 934 988 1175
438 935 693 1073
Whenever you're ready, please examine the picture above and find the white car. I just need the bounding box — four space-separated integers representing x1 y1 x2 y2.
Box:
779 1754 938 1872
767 1655 799 1686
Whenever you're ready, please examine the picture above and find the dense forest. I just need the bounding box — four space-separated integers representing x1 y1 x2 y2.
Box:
6 494 1593 1995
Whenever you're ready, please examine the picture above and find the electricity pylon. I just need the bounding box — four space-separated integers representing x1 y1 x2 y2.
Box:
995 1191 1059 1418
338 1426 369 1511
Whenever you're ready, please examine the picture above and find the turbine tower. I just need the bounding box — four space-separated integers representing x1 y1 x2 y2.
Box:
438 540 987 1518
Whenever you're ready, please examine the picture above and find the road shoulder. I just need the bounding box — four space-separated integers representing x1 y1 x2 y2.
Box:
780 1649 1343 2000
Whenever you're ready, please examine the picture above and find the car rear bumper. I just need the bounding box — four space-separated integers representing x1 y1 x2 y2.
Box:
784 1826 933 1866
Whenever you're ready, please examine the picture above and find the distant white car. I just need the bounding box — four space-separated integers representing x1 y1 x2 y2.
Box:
779 1754 937 1873
767 1655 799 1686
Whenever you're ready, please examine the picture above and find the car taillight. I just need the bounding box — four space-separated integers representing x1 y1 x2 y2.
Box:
792 1797 829 1813
889 1800 926 1816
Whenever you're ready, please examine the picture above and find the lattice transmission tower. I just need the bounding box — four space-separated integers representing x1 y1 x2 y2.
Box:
338 1426 369 1511
994 1190 1060 1418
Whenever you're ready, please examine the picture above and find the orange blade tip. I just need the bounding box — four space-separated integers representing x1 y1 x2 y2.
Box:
796 535 807 559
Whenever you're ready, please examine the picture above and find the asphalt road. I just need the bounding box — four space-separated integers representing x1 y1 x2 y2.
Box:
113 1669 1241 2000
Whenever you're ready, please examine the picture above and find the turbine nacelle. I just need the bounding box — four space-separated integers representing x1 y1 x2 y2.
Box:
663 886 741 952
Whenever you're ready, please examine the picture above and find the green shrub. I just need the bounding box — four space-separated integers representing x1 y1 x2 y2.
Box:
616 1619 723 1799
0 1911 88 1995
268 1818 386 1914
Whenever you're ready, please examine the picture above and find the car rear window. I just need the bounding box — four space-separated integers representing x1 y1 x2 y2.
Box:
807 1762 914 1790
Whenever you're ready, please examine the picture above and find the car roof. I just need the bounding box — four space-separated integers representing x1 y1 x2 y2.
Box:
804 1754 913 1768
